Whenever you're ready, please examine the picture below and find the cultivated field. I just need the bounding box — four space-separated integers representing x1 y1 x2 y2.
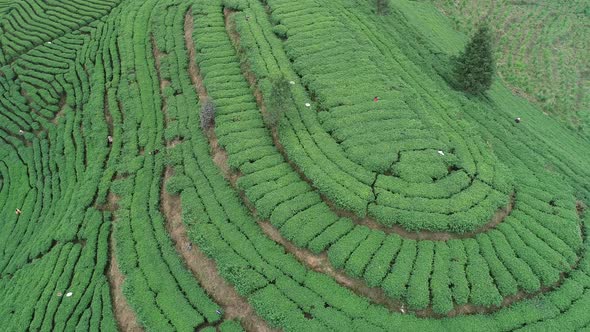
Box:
0 0 589 331
430 0 590 136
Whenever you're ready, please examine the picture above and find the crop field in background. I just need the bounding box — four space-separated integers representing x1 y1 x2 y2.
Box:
430 0 590 136
0 0 589 331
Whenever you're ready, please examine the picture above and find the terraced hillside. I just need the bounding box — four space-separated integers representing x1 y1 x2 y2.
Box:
0 0 589 331
430 0 590 136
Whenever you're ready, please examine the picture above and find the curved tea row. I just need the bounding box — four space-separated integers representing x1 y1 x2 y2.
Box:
0 0 589 331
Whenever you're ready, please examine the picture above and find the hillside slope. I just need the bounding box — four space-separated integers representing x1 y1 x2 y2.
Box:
0 0 588 331
430 0 590 136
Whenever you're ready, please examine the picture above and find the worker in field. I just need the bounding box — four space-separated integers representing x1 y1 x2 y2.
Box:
515 117 521 123
107 135 113 144
15 208 21 215
373 96 379 102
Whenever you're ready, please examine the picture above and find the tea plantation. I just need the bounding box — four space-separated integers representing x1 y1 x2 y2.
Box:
0 0 589 331
430 0 590 135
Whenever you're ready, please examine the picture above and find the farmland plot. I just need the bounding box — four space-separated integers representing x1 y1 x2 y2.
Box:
0 0 589 331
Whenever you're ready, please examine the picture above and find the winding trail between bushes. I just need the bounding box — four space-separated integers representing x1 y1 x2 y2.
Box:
100 87 143 331
105 194 144 332
150 13 277 332
161 166 276 332
182 8 585 318
222 8 516 242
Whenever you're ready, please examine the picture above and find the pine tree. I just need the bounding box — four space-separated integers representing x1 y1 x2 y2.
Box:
454 24 495 94
375 0 390 16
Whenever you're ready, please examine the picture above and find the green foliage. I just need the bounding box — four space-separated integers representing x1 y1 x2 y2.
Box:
272 24 288 39
375 0 390 15
222 0 249 10
431 0 589 133
263 75 291 129
2 0 590 331
166 174 192 195
454 24 495 94
200 98 216 130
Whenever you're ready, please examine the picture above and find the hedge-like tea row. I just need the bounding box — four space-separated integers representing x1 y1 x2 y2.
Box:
108 1 238 330
179 3 590 325
205 0 584 315
0 0 122 64
232 0 519 234
0 0 125 330
0 0 589 330
1 0 235 330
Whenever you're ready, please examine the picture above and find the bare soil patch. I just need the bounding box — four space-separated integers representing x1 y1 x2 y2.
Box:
147 11 276 332
105 193 144 332
259 222 404 314
185 12 208 101
161 166 276 332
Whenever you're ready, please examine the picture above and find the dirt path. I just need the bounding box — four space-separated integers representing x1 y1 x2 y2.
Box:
222 8 515 241
206 130 578 317
99 83 143 332
161 167 276 332
258 221 405 313
184 12 207 101
146 11 277 332
104 194 144 332
211 8 585 318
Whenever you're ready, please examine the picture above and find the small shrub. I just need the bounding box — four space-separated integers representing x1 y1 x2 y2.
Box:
375 0 390 15
272 25 288 39
263 75 291 129
200 99 216 130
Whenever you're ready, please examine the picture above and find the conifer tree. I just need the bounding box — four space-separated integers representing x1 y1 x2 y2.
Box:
454 24 495 94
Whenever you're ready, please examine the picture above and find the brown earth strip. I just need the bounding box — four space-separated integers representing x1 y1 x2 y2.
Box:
99 73 142 331
211 8 584 318
223 8 515 241
203 93 582 317
149 12 276 332
104 194 144 332
201 91 580 317
161 167 276 332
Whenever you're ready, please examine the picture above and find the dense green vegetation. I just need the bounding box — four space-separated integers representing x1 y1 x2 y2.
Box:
430 0 590 136
0 0 588 331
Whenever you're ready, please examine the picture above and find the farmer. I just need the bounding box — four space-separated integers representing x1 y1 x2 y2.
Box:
18 129 24 135
186 242 192 251
216 309 222 315
515 117 521 123
107 135 113 144
15 208 21 215
373 96 379 102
